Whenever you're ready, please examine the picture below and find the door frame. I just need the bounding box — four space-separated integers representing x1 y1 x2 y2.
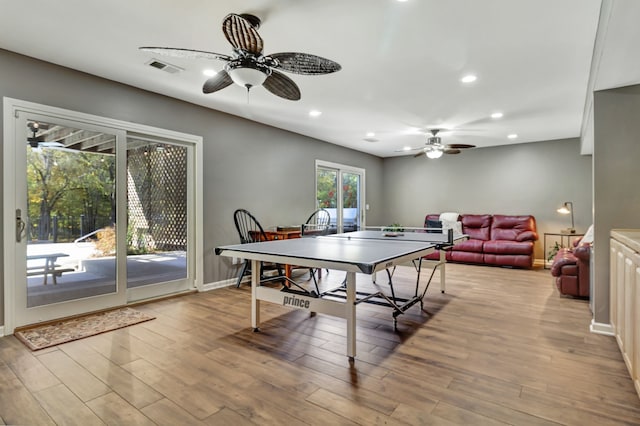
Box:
3 97 203 333
315 160 366 233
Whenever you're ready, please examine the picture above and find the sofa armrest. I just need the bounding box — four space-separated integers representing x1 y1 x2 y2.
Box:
550 250 577 276
573 244 591 261
516 230 538 242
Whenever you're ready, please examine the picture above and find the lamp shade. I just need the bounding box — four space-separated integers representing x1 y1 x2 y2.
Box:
228 67 268 88
556 201 575 233
425 148 443 159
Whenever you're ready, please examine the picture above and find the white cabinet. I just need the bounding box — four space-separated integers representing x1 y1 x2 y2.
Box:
610 230 640 398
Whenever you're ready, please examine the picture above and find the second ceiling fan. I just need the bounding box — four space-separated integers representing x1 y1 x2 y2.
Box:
412 129 476 159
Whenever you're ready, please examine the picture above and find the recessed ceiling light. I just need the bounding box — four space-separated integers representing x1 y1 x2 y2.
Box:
507 134 518 139
461 74 477 83
491 112 504 119
403 146 412 151
366 132 376 138
202 69 217 77
309 110 322 117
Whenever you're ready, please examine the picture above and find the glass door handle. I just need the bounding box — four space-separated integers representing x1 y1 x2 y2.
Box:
16 209 26 242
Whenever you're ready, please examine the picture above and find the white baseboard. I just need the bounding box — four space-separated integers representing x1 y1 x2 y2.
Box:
590 319 615 336
201 278 241 292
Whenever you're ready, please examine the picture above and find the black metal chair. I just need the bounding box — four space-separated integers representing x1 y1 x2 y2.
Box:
233 209 284 288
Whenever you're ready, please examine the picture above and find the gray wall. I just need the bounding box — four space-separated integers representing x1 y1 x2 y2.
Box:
0 49 384 325
593 84 640 326
382 138 593 261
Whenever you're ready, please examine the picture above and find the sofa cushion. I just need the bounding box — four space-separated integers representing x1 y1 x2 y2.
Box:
490 215 538 241
452 239 485 253
483 254 533 268
483 240 533 255
461 214 492 241
423 251 441 261
448 251 484 264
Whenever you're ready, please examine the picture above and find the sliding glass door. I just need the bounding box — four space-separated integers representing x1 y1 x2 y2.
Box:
12 112 126 327
4 99 202 332
125 135 192 301
315 160 365 233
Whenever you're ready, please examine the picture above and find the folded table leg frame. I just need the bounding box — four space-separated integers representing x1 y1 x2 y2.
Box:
249 249 448 360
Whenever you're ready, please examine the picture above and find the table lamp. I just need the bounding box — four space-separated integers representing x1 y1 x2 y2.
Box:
557 201 575 233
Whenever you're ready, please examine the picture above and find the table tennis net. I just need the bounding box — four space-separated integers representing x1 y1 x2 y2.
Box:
327 227 456 245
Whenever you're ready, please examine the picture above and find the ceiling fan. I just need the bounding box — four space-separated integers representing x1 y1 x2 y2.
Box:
27 122 65 149
27 122 50 148
410 129 476 159
140 13 342 101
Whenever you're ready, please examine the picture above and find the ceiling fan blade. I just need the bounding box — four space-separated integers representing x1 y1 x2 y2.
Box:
223 14 264 54
139 47 232 62
413 151 426 158
446 143 476 149
269 52 341 75
443 148 462 155
202 70 233 94
263 70 301 101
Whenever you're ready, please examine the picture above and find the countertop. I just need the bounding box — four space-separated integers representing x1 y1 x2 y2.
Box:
611 229 640 253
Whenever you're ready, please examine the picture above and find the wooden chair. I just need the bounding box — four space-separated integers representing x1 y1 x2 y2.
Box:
294 208 332 293
302 208 331 237
233 209 284 287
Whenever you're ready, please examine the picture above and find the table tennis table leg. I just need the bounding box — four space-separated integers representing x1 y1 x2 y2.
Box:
345 271 357 360
439 250 446 293
251 259 261 332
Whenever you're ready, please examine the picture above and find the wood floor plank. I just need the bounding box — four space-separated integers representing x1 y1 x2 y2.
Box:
59 340 164 409
202 407 260 426
430 401 510 425
305 387 407 425
140 398 205 426
33 383 105 426
390 402 459 425
36 349 111 402
86 392 156 425
0 362 56 425
6 350 60 393
121 358 225 420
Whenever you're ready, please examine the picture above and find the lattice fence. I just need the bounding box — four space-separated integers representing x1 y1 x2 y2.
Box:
127 144 187 252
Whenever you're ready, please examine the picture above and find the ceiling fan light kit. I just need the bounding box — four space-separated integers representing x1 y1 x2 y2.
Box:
140 13 341 101
226 61 269 88
425 147 444 159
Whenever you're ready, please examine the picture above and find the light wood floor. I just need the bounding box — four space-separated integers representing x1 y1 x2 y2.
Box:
1 264 640 425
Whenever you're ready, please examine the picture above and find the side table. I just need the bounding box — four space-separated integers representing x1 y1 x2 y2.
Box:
543 232 585 269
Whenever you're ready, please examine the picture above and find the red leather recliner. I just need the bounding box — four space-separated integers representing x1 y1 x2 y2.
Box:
550 239 590 297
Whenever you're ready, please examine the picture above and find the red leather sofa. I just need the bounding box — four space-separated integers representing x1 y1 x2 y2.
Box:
550 238 590 297
424 214 538 268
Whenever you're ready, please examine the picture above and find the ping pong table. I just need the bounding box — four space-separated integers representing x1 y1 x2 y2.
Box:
215 228 465 360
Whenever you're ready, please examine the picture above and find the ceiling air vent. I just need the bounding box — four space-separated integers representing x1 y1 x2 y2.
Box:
146 59 183 74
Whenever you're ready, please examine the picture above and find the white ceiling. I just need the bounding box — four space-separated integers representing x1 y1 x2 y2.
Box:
1 0 637 158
